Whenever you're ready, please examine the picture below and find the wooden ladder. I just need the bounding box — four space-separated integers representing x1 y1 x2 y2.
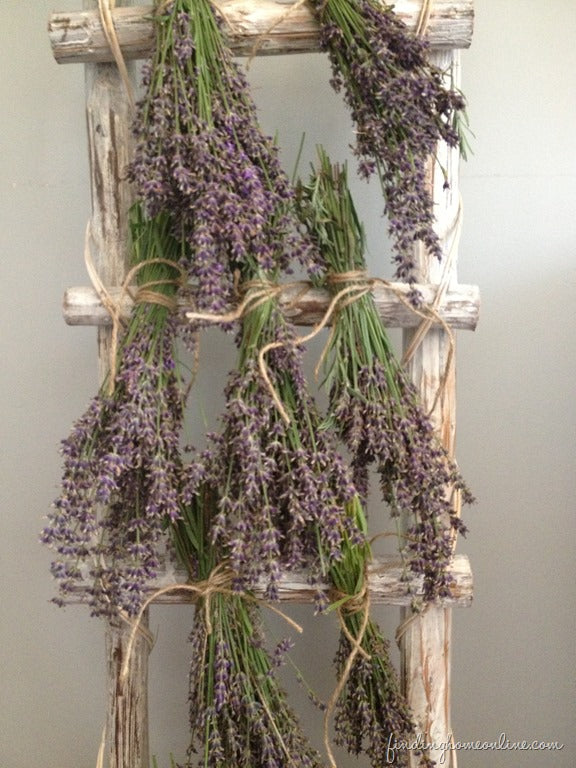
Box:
48 2 477 766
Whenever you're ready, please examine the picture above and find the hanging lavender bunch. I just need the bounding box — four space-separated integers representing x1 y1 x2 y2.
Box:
128 0 317 315
42 209 189 617
185 282 362 604
309 0 467 291
171 490 323 768
327 497 433 768
296 149 472 602
182 276 433 765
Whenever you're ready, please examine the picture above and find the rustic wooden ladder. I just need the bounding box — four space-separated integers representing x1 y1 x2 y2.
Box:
48 2 477 766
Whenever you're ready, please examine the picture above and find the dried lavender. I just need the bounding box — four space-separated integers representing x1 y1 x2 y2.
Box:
42 209 189 616
171 490 323 768
296 150 472 602
328 497 433 768
184 283 362 603
129 0 317 314
310 0 467 289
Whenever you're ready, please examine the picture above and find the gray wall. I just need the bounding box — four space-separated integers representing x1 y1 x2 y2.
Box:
1 1 575 765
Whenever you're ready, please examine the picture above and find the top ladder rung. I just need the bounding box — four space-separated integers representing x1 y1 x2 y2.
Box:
49 0 475 65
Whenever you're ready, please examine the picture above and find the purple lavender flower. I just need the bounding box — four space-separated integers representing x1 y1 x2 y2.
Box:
42 211 189 616
310 0 468 289
129 0 318 314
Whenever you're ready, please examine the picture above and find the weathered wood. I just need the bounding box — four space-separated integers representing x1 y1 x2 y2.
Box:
399 49 465 768
62 281 480 330
49 0 475 64
83 3 150 767
66 554 473 608
105 614 151 768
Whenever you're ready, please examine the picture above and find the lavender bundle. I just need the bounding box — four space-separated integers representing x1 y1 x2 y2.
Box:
327 496 433 768
128 0 316 315
296 149 472 603
310 0 467 292
171 490 323 768
185 282 362 603
42 208 188 616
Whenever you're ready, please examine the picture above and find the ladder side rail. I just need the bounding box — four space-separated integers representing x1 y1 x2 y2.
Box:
400 49 465 768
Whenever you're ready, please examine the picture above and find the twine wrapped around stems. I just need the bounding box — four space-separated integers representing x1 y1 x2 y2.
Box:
118 562 303 683
323 579 372 768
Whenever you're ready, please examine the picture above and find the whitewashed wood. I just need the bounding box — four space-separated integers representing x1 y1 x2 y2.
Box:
399 49 465 768
82 3 150 767
49 0 475 64
66 554 473 607
105 614 151 768
62 281 480 329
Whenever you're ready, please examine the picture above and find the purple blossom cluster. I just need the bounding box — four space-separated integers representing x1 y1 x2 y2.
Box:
41 310 186 616
333 621 434 768
330 363 471 600
186 593 323 768
184 297 362 604
129 2 318 314
311 0 466 288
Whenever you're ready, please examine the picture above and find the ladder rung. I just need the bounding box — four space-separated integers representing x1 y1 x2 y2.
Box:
65 554 473 608
49 1 475 65
63 282 480 330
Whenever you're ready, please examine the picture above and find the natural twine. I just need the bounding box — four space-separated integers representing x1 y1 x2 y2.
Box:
323 580 371 768
402 197 463 417
97 0 135 109
416 0 434 37
186 279 284 327
247 0 310 64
